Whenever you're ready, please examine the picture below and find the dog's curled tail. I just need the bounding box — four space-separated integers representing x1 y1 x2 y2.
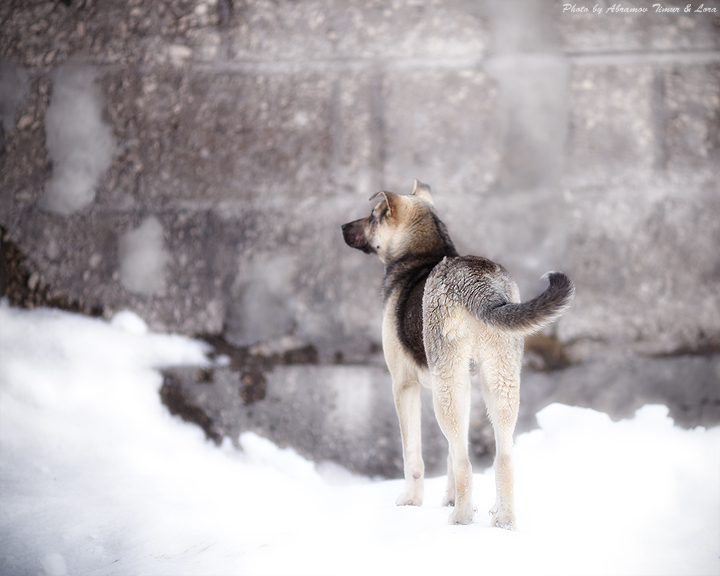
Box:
483 272 575 336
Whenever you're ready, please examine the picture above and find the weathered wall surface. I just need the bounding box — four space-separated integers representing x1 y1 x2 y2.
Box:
1 0 719 476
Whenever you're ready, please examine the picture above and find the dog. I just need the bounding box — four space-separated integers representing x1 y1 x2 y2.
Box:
341 180 574 529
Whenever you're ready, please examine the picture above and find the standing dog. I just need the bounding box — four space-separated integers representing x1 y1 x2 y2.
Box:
341 180 574 529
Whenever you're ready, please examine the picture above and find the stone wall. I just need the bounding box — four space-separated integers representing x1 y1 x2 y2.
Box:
1 0 719 476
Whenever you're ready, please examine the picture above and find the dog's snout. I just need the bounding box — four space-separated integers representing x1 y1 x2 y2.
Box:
342 219 375 254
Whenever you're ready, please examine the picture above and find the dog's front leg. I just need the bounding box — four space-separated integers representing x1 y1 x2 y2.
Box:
392 379 424 506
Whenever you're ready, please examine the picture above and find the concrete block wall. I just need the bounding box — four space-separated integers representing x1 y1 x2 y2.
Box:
1 0 719 475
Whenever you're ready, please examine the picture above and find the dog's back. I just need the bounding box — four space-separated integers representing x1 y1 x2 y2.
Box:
425 256 575 339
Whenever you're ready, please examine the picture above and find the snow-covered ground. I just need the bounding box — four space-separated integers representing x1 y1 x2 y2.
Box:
0 303 718 576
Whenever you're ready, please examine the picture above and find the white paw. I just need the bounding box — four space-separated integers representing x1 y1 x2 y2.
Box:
489 508 515 530
396 492 422 506
448 503 475 525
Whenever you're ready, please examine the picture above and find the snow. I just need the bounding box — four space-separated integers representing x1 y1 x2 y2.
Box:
1 302 718 576
118 217 169 295
40 63 116 215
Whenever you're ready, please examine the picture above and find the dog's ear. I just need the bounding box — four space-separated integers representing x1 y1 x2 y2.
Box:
411 179 434 205
368 190 401 218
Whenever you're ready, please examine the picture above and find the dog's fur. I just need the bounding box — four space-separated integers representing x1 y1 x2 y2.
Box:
341 180 574 529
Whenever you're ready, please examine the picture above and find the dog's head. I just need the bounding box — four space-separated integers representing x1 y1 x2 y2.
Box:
341 180 437 263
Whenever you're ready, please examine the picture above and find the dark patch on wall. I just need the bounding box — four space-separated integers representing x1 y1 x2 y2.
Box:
160 372 223 444
650 333 720 358
217 0 234 28
159 335 322 444
199 332 318 406
524 332 572 372
157 333 321 442
0 225 101 316
240 369 266 405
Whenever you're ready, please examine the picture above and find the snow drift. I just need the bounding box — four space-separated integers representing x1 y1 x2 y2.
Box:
0 302 718 576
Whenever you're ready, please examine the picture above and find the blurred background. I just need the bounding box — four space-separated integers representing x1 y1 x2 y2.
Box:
1 0 719 477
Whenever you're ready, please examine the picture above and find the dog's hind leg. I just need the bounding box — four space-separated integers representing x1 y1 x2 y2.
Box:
393 377 424 506
479 336 522 530
431 365 475 525
441 452 456 506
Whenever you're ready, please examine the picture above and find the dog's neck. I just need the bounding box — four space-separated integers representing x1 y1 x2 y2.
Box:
380 210 459 301
381 245 458 303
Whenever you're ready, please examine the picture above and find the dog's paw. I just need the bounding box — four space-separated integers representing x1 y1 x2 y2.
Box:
395 492 422 506
448 504 475 525
489 509 515 531
441 491 455 507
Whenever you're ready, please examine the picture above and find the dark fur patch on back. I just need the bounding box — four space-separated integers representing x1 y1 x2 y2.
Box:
394 263 435 368
381 210 459 368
